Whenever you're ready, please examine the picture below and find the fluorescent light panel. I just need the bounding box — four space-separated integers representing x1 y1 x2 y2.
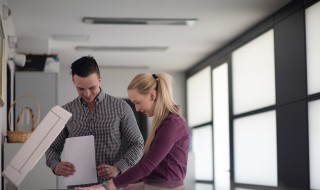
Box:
75 46 168 52
82 17 197 26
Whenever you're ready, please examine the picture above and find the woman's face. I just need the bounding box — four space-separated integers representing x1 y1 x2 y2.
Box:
128 88 156 117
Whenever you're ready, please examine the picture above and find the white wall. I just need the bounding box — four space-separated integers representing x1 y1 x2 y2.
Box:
1 0 17 132
1 0 17 188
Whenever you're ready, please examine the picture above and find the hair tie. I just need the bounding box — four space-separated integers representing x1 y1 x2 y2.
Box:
152 74 158 80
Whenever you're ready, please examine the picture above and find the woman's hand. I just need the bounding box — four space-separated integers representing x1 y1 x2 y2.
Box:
97 164 120 179
54 161 75 176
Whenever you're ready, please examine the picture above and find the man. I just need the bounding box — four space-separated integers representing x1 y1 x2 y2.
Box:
45 56 144 188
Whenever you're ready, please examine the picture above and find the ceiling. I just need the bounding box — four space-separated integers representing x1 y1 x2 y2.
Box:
7 0 292 72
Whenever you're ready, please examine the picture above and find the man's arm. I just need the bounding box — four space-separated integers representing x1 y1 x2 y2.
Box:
114 101 144 174
45 127 68 174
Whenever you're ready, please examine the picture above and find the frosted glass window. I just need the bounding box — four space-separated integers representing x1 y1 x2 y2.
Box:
232 30 276 114
212 63 230 190
308 99 320 189
306 1 320 95
187 66 212 127
192 125 213 180
233 110 277 186
195 183 214 190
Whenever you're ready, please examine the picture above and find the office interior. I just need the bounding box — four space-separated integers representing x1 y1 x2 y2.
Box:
1 0 320 189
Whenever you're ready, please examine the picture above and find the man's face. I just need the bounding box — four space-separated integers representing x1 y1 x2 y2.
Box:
73 73 101 104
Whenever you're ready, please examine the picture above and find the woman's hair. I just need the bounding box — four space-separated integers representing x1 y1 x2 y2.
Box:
71 56 100 78
128 73 183 153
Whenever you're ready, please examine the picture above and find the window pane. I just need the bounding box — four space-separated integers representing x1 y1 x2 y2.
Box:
232 29 276 114
192 125 213 180
212 63 230 190
233 110 278 186
308 99 320 189
306 1 320 95
187 66 211 127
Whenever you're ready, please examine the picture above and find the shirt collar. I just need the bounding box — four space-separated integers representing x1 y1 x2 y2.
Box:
78 88 106 106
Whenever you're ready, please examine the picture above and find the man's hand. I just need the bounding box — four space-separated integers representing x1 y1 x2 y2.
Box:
97 164 120 179
54 161 75 176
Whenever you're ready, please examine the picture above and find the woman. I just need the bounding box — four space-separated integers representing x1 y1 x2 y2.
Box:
76 73 190 190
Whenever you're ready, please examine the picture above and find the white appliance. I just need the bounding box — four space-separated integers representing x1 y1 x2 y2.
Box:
2 106 72 189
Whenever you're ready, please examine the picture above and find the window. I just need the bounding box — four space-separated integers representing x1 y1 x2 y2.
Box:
308 99 320 189
187 66 211 127
306 1 320 95
232 29 276 115
212 63 230 189
233 111 278 186
192 125 213 181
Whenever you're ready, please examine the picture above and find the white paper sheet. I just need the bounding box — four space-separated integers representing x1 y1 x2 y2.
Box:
63 135 97 186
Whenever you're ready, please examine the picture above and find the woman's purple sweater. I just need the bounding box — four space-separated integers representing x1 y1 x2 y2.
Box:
113 112 190 188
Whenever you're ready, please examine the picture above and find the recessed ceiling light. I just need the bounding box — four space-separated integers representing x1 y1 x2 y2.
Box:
75 46 168 52
52 34 89 42
82 17 197 26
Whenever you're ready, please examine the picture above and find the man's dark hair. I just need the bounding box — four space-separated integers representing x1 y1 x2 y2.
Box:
71 56 100 78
